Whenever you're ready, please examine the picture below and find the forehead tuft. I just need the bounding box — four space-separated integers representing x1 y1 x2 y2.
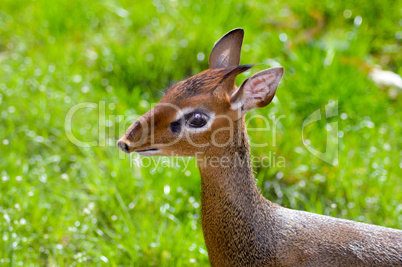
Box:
165 68 235 100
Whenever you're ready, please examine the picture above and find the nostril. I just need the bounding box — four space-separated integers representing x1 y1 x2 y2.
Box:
117 140 130 153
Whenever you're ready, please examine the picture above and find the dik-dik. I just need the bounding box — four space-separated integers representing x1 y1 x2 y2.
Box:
118 29 402 266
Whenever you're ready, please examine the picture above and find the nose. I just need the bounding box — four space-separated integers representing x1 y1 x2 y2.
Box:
117 139 130 153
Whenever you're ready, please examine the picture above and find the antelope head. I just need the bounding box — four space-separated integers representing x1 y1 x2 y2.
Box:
118 29 283 157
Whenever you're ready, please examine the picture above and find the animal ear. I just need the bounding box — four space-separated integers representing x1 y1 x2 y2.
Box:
230 67 284 112
209 28 244 69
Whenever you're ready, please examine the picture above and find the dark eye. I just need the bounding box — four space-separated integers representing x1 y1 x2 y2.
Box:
185 112 209 128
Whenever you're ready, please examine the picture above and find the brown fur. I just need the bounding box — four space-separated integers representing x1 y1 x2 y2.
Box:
198 122 402 266
118 29 402 266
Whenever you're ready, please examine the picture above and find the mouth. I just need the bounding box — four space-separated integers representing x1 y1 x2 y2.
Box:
117 140 160 155
135 148 160 156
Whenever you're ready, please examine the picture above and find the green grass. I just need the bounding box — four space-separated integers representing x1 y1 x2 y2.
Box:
1 0 401 265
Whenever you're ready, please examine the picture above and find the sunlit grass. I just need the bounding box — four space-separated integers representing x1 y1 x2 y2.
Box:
0 0 401 265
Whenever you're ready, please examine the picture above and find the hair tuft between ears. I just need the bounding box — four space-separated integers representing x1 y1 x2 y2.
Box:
222 64 254 80
215 64 254 95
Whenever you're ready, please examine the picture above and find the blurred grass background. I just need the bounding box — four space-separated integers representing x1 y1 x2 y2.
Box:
1 0 401 265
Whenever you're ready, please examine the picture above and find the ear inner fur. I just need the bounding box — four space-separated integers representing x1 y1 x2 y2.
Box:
230 67 283 112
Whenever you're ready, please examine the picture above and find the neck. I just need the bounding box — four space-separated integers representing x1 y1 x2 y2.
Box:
196 120 276 265
197 120 261 203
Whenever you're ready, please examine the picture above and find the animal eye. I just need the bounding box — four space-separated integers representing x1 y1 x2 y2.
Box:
185 112 209 128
